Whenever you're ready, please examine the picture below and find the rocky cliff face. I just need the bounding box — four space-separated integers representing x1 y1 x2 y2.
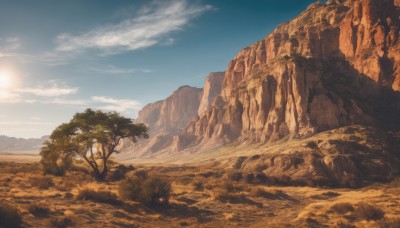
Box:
118 73 224 159
136 86 202 133
198 72 225 116
120 0 400 187
187 0 400 145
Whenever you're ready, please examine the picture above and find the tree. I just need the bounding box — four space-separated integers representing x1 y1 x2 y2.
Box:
40 109 148 180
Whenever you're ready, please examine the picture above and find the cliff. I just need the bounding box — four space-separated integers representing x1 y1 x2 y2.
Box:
120 0 400 186
187 0 400 145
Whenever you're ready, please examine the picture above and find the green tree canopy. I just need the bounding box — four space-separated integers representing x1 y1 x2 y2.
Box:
40 108 148 180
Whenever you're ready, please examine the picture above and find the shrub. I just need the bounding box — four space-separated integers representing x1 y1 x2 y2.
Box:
119 172 171 207
28 205 51 217
29 176 54 190
50 216 74 228
192 178 205 191
377 217 400 228
76 189 119 205
0 202 22 228
331 202 355 214
390 177 400 188
213 190 247 203
356 202 385 221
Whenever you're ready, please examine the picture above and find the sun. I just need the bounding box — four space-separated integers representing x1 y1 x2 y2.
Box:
0 70 14 89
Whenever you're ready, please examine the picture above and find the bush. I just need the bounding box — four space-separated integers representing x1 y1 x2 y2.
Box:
119 171 171 207
356 202 385 221
390 177 400 188
213 190 247 203
377 217 400 228
192 178 205 191
331 202 355 214
0 202 22 228
50 216 74 228
29 176 54 190
76 189 119 205
28 205 51 217
40 143 72 176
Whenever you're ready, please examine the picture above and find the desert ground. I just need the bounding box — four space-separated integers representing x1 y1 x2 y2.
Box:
0 160 399 228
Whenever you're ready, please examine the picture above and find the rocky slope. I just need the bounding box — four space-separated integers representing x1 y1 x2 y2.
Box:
0 135 47 154
118 74 224 159
121 0 400 186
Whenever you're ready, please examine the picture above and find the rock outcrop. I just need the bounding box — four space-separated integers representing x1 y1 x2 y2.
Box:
136 86 202 133
186 0 400 146
198 72 225 116
119 73 225 159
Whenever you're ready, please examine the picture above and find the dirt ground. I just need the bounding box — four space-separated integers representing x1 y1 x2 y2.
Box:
0 161 399 228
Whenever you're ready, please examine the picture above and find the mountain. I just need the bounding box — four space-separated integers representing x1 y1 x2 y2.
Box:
120 0 400 187
0 135 47 154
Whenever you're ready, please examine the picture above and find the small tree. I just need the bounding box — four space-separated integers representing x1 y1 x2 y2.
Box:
40 109 148 180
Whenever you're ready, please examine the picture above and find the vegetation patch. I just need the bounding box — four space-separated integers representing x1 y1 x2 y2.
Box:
355 202 385 221
28 204 51 218
119 171 171 207
0 202 22 228
76 189 120 205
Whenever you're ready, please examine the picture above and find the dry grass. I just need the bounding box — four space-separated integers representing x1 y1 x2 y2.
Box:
29 176 54 189
50 216 74 228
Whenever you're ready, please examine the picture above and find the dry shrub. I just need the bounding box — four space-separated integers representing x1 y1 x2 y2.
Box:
29 176 54 190
390 177 400 188
119 171 171 207
334 221 355 228
356 202 385 221
76 189 119 205
331 202 355 214
56 178 80 191
0 201 22 228
192 177 206 191
50 216 74 228
109 164 134 181
28 204 51 217
377 217 400 228
213 190 247 203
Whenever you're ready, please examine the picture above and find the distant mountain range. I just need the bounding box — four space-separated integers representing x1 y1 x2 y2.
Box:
0 135 47 154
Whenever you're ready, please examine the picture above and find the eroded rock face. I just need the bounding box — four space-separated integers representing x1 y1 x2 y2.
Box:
136 86 202 133
198 72 225 116
187 0 400 145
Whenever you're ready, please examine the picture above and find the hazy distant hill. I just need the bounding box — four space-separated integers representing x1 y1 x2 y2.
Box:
0 135 47 154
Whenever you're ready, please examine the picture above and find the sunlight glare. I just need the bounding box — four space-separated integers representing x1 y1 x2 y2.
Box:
0 69 14 89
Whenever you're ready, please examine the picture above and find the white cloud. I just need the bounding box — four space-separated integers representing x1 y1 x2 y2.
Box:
16 84 78 97
88 65 152 75
0 91 21 103
24 98 87 105
92 96 141 113
56 0 213 54
0 121 55 126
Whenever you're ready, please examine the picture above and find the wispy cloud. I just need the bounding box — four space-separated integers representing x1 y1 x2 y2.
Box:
16 84 78 97
0 121 55 126
88 65 152 75
92 96 141 113
56 0 213 54
24 98 87 106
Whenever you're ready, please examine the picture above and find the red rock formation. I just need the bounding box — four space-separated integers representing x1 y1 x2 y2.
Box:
188 0 400 145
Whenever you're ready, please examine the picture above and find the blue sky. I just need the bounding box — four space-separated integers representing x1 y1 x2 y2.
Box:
0 0 315 138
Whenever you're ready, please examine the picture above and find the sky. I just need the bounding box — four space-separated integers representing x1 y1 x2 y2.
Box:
0 0 316 138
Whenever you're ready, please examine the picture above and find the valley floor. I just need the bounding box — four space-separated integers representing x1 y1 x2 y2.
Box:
0 162 399 227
